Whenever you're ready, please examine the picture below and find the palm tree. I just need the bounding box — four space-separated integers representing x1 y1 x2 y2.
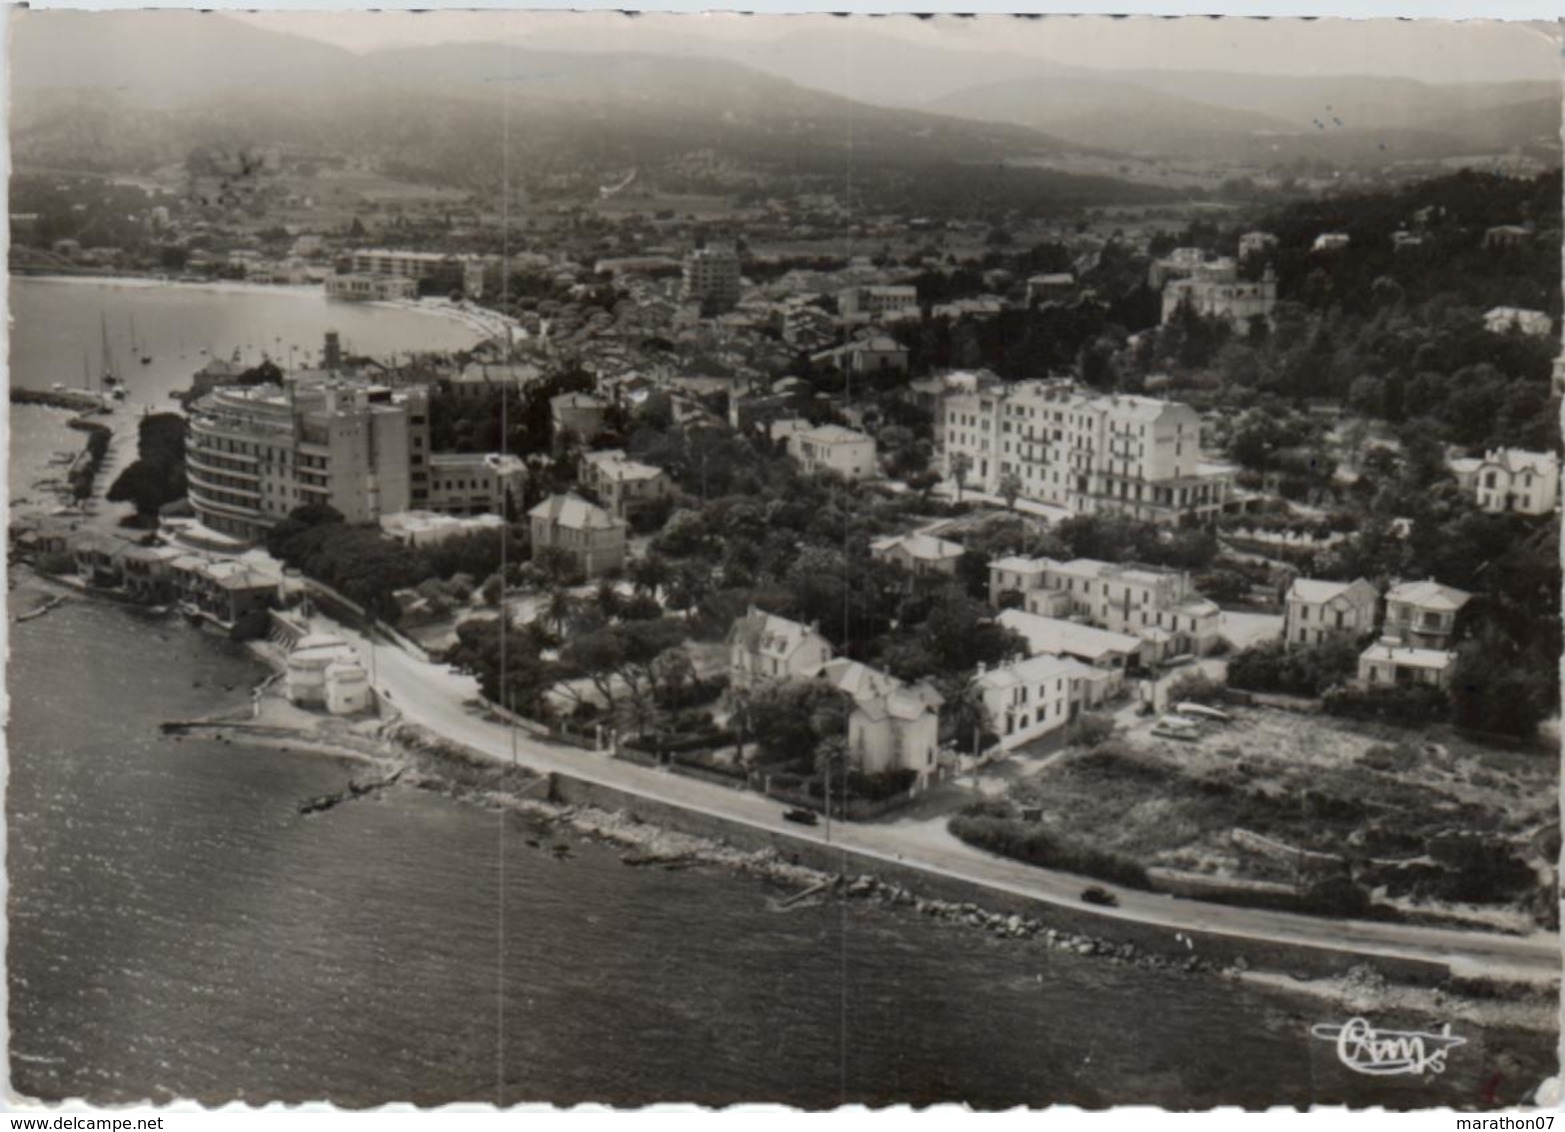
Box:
941 674 993 785
998 469 1023 512
814 734 851 829
730 685 753 764
949 451 973 503
594 577 622 621
543 588 575 637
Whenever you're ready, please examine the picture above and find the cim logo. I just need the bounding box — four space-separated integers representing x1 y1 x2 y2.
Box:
1311 1017 1467 1077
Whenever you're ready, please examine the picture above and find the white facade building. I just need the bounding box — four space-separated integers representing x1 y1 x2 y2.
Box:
990 555 1221 659
1452 448 1559 515
186 380 425 541
974 653 1109 751
1357 642 1455 690
940 381 1229 522
773 420 878 481
839 285 918 322
727 607 833 690
816 659 943 784
1160 259 1276 326
1282 578 1379 649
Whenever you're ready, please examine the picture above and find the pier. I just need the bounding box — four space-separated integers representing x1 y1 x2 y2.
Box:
11 388 111 413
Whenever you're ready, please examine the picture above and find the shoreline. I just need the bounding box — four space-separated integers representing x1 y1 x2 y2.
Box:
12 271 520 343
180 706 1563 1036
172 629 1551 1027
14 569 1560 1018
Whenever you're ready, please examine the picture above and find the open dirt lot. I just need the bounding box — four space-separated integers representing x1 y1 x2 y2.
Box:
996 704 1559 929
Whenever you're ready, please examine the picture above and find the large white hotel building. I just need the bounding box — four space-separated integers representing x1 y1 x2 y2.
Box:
187 382 424 541
939 379 1231 523
187 377 523 541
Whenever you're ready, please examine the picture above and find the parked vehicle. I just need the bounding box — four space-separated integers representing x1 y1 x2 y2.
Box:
1176 702 1234 723
782 807 819 827
1151 715 1202 741
1081 886 1118 908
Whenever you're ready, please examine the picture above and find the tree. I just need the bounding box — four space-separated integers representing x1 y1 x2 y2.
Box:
557 619 688 715
997 469 1024 512
542 588 576 637
106 460 181 523
534 545 582 587
1448 636 1552 738
628 554 672 598
949 452 973 502
941 674 994 764
743 679 853 769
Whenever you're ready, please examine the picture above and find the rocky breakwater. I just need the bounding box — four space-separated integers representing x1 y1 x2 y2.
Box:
843 873 1245 979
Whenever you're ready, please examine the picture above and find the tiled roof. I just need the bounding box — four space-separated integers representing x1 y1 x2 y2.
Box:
528 493 622 531
1387 579 1472 612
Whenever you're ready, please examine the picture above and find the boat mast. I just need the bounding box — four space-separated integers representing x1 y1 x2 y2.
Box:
100 312 115 384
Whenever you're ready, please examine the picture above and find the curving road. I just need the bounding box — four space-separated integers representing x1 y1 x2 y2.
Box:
333 617 1561 983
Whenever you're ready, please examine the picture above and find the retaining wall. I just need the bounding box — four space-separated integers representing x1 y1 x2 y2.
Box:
546 769 1466 988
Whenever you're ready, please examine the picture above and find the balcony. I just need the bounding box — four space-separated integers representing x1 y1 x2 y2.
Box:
188 483 263 520
186 450 260 480
187 467 261 501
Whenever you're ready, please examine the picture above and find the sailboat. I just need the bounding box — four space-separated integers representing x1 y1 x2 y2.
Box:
100 313 121 389
132 313 152 364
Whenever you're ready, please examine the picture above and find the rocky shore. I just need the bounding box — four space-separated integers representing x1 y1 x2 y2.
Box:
222 714 1552 1031
114 611 1555 1036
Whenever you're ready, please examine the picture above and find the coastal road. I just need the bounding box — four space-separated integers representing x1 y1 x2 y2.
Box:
335 618 1561 983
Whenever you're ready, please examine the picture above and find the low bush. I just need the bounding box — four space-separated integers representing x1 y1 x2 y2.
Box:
1228 637 1358 697
949 812 1151 890
806 766 918 803
1357 742 1420 774
1165 672 1226 705
1065 712 1115 748
1068 744 1175 786
1322 683 1445 727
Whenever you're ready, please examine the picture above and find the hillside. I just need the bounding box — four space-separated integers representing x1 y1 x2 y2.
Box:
929 69 1560 166
9 11 1175 214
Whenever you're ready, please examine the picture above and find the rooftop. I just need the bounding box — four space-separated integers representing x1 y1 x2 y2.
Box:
1387 579 1472 612
996 610 1143 661
1361 643 1455 671
528 492 623 531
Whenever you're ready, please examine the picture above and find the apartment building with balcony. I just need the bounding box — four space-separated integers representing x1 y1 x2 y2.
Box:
988 555 1220 660
347 249 488 297
186 380 425 541
425 452 527 517
1382 579 1472 651
939 381 1229 522
681 244 742 311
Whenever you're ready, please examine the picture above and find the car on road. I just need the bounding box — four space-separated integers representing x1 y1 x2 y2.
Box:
782 807 819 827
1151 714 1202 741
1080 886 1118 908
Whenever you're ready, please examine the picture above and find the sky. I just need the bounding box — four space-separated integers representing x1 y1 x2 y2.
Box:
229 11 1561 85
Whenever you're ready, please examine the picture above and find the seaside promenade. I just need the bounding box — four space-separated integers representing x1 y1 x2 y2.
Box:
327 615 1561 983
